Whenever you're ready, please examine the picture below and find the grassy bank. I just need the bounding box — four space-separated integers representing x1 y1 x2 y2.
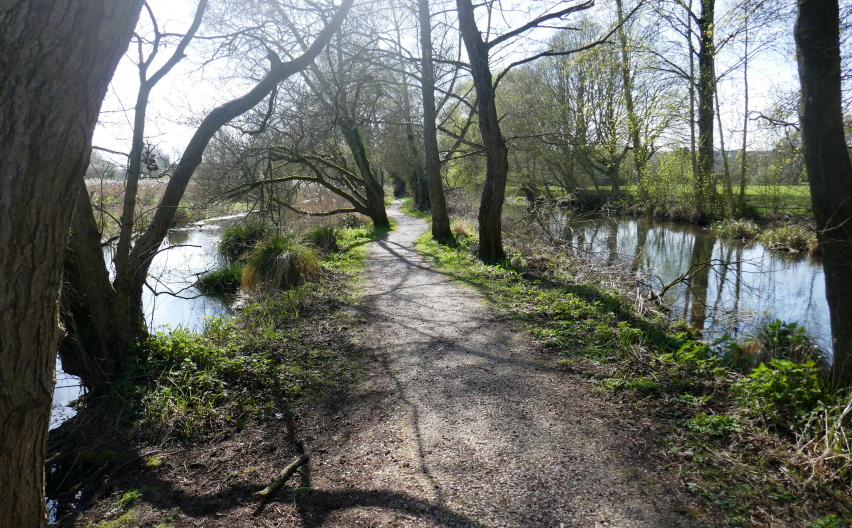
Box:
47 220 390 524
414 221 850 527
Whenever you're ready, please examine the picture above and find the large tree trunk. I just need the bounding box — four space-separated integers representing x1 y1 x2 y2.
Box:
695 0 716 218
796 0 852 383
418 0 453 241
0 2 143 526
340 122 390 227
457 0 508 261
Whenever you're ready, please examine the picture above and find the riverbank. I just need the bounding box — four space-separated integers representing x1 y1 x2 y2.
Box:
46 222 388 526
48 201 849 527
411 203 850 527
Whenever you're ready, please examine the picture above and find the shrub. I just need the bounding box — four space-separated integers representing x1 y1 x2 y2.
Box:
195 263 243 295
218 222 269 263
759 225 818 254
304 225 339 254
241 233 320 293
713 219 761 240
734 358 829 431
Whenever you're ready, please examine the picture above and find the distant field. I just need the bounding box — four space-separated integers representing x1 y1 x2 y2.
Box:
512 183 813 216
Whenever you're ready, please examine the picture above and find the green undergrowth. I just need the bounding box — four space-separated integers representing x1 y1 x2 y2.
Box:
121 223 391 444
400 198 432 220
415 227 851 527
128 278 363 444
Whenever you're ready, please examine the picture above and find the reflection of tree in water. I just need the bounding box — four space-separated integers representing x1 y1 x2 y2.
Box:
515 208 828 346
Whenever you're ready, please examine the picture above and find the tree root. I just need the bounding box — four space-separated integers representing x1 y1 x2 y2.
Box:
252 440 310 500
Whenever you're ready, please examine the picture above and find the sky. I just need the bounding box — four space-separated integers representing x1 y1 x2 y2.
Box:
92 0 802 168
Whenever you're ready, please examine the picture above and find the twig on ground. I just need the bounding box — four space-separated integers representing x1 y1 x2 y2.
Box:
252 440 310 500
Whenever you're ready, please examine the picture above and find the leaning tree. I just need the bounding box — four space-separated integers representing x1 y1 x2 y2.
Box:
62 0 354 389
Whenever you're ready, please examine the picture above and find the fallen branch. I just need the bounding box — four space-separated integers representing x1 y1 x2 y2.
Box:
252 441 310 500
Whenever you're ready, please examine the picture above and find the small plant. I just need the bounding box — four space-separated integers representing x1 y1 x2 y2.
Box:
759 224 818 254
806 515 846 528
241 233 320 293
195 263 243 295
688 412 742 436
744 319 825 368
304 225 339 254
713 219 762 240
218 222 269 263
734 358 828 431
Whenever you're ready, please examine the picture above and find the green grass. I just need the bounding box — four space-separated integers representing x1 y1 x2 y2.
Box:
131 278 364 443
323 221 394 276
195 263 243 295
400 197 432 220
124 223 389 443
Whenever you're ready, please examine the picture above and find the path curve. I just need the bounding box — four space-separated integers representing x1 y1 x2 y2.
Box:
310 202 705 527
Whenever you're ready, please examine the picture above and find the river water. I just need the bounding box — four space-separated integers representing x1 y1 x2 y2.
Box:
542 215 830 349
50 219 234 430
50 213 832 420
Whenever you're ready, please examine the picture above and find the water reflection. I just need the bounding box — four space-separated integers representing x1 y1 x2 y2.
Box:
144 226 232 332
51 223 234 428
547 215 829 349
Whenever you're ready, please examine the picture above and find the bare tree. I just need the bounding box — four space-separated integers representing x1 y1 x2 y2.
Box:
455 0 607 260
62 0 355 388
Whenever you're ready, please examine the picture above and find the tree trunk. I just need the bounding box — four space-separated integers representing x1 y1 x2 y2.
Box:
615 0 647 201
695 0 716 218
340 122 389 227
0 2 143 526
457 0 508 261
405 125 431 211
418 0 453 241
796 0 852 383
738 25 750 218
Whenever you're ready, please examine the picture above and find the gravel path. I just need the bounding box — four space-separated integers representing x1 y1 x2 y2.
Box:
306 202 707 527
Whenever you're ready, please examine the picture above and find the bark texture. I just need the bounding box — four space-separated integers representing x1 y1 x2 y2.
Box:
796 0 852 383
695 0 715 216
418 0 453 241
456 0 508 261
0 1 143 525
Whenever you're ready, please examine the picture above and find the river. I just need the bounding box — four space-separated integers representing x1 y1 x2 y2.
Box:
50 218 235 430
541 214 829 349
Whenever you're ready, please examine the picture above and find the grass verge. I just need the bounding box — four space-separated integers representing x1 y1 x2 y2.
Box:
414 228 850 527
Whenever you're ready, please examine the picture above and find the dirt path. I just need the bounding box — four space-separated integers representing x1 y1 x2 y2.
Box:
302 202 707 527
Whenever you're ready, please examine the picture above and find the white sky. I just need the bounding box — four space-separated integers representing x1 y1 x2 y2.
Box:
93 0 801 166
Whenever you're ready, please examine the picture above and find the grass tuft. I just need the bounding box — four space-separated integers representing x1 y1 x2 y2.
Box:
759 224 818 254
218 222 269 264
241 233 320 293
712 219 762 240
